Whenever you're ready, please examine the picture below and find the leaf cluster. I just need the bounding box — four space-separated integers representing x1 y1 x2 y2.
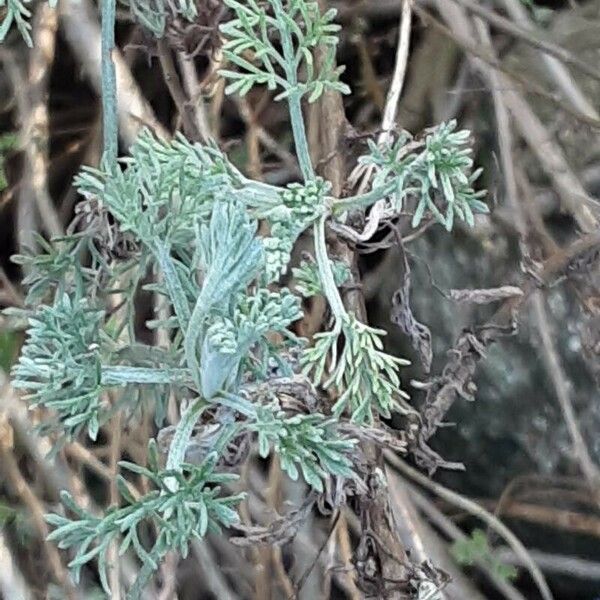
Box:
10 293 105 439
6 1 492 596
303 315 411 423
252 406 355 491
47 446 243 595
124 0 198 36
360 120 488 231
292 257 351 298
220 0 349 102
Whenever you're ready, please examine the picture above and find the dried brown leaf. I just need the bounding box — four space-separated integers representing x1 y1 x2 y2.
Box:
449 286 523 304
390 236 433 373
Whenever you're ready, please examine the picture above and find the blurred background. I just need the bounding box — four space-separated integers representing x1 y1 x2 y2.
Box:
1 0 600 598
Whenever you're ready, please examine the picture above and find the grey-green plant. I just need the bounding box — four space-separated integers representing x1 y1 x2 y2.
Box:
5 0 488 596
0 0 196 44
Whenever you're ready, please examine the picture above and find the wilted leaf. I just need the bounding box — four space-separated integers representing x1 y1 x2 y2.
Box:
449 286 523 304
391 238 433 373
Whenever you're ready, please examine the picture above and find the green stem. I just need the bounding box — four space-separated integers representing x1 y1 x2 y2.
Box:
101 366 192 387
101 0 118 162
270 0 314 182
154 243 191 327
332 182 396 214
165 398 207 477
184 286 215 392
287 92 314 182
241 178 285 208
313 215 346 319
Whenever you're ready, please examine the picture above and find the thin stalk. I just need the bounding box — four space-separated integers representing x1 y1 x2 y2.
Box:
101 366 192 387
314 215 346 319
184 286 216 392
163 398 207 497
287 92 314 181
101 0 118 161
332 182 396 214
166 398 207 473
270 0 314 181
240 178 285 209
154 243 191 327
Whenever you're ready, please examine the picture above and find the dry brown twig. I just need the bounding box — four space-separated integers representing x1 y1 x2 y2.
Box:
498 0 599 120
310 2 437 596
474 16 600 498
177 53 212 142
344 0 413 244
0 4 62 254
405 482 528 600
157 38 202 141
0 441 77 599
446 0 600 84
387 453 554 600
422 3 600 233
412 5 600 131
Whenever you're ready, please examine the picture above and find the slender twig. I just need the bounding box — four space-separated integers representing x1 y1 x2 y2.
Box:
336 511 362 600
499 0 599 120
108 412 123 599
312 0 420 589
531 292 600 490
25 4 62 238
471 498 600 539
191 540 241 600
348 0 413 242
474 17 600 494
0 444 77 598
407 484 528 600
494 548 600 581
0 265 24 307
387 453 554 600
101 0 118 161
1 5 62 250
446 0 600 83
177 53 212 142
0 532 34 600
292 510 341 598
431 1 599 233
413 5 600 131
65 441 140 501
157 38 201 141
235 97 299 174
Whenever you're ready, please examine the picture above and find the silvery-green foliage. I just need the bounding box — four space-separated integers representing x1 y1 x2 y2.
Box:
302 314 411 423
293 258 351 298
11 293 105 440
124 0 198 36
75 132 247 248
253 406 355 492
359 120 488 231
258 177 330 280
0 0 196 43
0 0 56 46
220 0 350 102
46 445 243 594
11 236 91 305
8 0 489 595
